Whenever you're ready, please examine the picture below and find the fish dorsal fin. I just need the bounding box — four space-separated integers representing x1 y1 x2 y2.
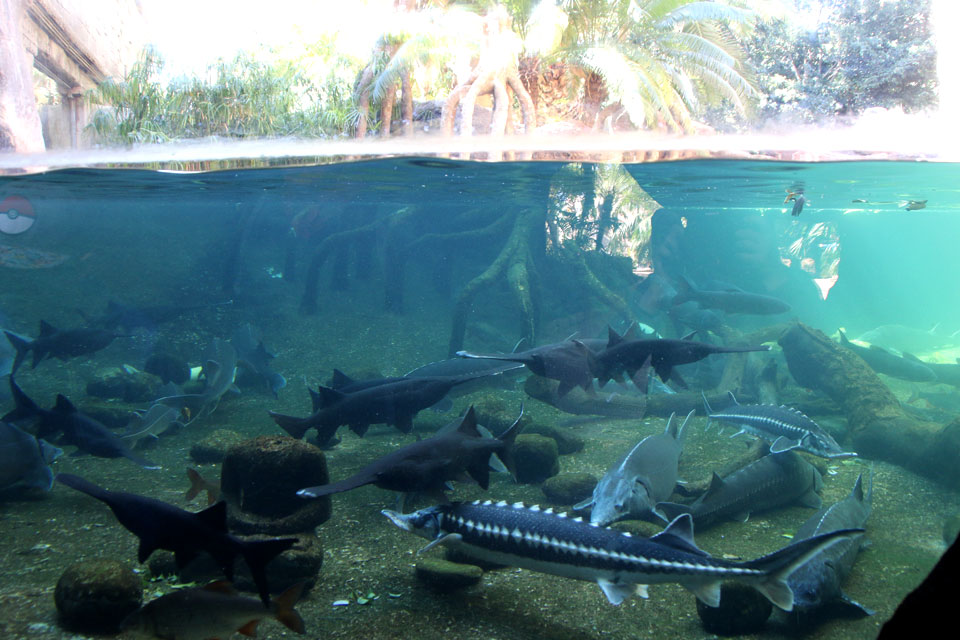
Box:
621 322 639 342
606 325 623 348
331 369 355 389
38 320 57 336
650 514 709 557
455 406 482 438
902 352 922 362
868 344 890 354
195 501 229 532
308 387 322 413
315 385 345 408
511 337 528 353
54 394 78 413
202 580 237 595
681 330 698 341
706 472 725 493
238 620 260 637
725 391 739 406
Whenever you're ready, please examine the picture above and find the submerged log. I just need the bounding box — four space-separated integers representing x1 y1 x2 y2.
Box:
778 322 960 489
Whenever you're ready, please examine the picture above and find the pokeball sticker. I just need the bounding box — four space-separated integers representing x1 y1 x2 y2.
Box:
0 195 36 234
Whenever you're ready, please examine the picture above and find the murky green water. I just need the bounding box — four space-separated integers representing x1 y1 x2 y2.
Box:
1 157 958 639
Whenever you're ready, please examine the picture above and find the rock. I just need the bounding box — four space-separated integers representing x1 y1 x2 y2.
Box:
541 473 596 505
147 533 323 596
943 513 960 546
526 424 584 455
512 434 559 484
54 559 142 633
444 548 507 571
415 558 483 590
221 435 331 534
144 352 191 385
86 366 162 402
75 402 131 430
696 584 772 635
189 429 246 464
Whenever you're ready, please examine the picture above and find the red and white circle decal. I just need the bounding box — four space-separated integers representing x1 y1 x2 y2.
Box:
0 195 36 234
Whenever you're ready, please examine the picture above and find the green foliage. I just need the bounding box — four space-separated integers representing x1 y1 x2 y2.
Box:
86 44 363 146
747 0 937 123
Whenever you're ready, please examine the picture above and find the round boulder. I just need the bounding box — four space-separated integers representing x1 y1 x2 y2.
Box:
189 429 246 464
221 435 331 534
55 559 142 633
541 473 596 505
86 367 162 402
696 584 772 635
512 434 560 484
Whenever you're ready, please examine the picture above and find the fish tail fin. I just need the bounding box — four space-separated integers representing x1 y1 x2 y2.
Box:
4 331 30 374
494 404 525 478
240 537 298 606
744 528 863 611
701 391 713 430
5 377 41 422
271 582 306 634
268 411 311 440
184 468 212 504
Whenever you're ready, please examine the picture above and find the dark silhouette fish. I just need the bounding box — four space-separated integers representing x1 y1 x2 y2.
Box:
838 330 936 382
457 339 594 397
4 321 125 373
672 276 791 315
269 374 489 445
297 405 523 500
56 473 295 606
659 450 822 531
787 473 873 623
231 323 286 397
4 379 159 469
588 327 770 392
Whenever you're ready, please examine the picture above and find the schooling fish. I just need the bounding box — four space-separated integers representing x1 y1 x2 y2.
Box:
4 321 125 373
123 580 305 640
296 405 523 501
4 379 159 469
703 391 856 459
383 499 860 610
575 410 692 525
56 473 295 606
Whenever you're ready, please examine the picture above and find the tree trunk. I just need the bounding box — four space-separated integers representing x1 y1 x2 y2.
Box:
401 71 413 137
0 0 44 151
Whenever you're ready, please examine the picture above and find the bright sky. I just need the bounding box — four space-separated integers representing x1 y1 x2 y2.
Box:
140 0 394 79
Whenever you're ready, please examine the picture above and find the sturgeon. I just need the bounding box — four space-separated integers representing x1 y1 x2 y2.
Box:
703 392 856 459
575 410 693 525
383 499 860 610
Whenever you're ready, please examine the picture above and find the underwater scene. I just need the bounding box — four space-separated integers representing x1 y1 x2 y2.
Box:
1 156 960 640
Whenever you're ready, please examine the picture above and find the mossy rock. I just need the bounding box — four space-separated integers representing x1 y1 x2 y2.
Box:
526 424 584 455
512 434 559 484
415 558 482 590
86 366 162 402
541 473 596 505
55 559 142 633
189 429 246 464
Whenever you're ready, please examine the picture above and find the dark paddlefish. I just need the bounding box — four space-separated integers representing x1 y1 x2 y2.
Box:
269 374 489 445
588 327 770 392
703 391 856 459
56 473 295 606
297 405 523 500
383 499 860 610
4 320 124 373
672 276 791 315
456 339 594 397
659 450 823 531
4 379 159 469
787 473 873 622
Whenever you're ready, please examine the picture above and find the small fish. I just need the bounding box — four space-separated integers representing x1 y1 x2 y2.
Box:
903 200 926 211
123 580 305 640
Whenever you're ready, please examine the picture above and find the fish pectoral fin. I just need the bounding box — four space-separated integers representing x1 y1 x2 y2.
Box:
596 579 638 605
799 489 823 509
838 593 875 617
419 533 462 553
685 580 722 607
237 619 260 637
769 436 801 453
572 496 595 511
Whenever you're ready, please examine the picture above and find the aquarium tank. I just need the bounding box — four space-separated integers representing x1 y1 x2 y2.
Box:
1 1 958 638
